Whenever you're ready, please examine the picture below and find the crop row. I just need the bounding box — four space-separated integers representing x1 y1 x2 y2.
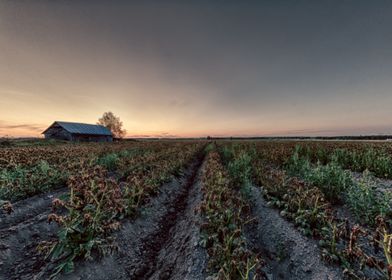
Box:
47 142 204 276
200 146 261 279
221 142 392 279
286 147 392 226
0 141 151 169
240 140 392 179
294 144 392 179
0 141 180 202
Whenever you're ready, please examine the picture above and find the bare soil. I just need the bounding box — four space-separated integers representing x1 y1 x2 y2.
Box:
245 186 343 280
0 188 67 280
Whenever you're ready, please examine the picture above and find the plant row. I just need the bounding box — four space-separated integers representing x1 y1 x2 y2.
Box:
249 144 392 279
0 141 152 169
286 146 392 227
0 142 173 202
292 144 392 179
47 142 204 276
200 147 261 279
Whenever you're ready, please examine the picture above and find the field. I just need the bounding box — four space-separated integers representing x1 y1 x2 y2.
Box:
1 140 392 280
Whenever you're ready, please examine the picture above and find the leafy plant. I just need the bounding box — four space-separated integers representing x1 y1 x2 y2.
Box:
0 160 66 201
201 151 261 279
48 166 124 276
286 147 352 201
48 142 204 275
96 153 119 171
345 171 392 226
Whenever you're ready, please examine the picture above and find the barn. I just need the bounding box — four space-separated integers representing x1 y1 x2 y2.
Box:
42 121 113 142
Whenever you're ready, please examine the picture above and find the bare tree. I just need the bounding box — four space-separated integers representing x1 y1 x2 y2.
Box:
98 112 126 139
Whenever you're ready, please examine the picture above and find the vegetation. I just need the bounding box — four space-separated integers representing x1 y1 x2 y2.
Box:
294 144 392 179
97 111 126 139
250 141 392 279
200 149 260 279
2 140 392 279
0 160 66 201
286 145 392 226
47 142 203 275
286 146 352 201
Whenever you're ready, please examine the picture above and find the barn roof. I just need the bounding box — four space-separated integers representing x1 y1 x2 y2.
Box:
43 121 112 136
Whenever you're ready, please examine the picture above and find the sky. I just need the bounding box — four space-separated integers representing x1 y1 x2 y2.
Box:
1 0 392 138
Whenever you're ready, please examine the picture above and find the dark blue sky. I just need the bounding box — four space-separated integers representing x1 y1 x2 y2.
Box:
1 1 392 137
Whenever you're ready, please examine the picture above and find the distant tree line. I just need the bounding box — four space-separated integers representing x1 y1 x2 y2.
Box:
205 135 392 140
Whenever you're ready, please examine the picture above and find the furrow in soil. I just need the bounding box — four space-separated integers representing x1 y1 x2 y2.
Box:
0 188 67 280
56 154 207 280
245 186 343 280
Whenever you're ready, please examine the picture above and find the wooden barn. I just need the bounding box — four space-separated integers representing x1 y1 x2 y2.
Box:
42 121 113 142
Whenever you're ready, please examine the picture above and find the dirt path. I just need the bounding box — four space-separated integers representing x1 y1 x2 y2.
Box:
54 154 207 280
245 186 343 280
0 188 67 280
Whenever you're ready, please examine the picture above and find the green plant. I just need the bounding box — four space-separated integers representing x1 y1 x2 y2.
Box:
96 153 119 171
286 147 352 202
201 151 261 279
346 171 392 226
220 144 255 188
48 166 123 276
0 161 65 201
227 151 253 188
306 160 353 201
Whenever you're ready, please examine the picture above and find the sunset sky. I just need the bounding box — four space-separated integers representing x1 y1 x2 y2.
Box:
1 1 392 138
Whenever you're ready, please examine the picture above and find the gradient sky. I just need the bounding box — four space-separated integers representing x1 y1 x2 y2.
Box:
1 1 392 137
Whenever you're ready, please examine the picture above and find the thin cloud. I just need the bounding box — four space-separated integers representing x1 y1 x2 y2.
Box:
127 132 179 138
0 123 44 132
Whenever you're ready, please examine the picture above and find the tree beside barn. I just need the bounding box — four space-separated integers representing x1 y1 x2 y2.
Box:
97 112 126 139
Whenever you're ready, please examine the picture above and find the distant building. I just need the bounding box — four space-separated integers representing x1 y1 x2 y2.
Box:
42 121 113 142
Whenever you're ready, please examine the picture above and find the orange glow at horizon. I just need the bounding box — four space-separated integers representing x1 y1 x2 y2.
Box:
1 1 392 138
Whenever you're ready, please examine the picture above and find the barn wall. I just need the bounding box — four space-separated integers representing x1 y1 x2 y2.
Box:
71 134 113 142
44 127 73 141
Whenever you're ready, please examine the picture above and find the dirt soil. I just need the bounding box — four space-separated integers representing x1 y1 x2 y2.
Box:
0 187 67 280
245 186 343 280
351 171 392 197
47 155 208 280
